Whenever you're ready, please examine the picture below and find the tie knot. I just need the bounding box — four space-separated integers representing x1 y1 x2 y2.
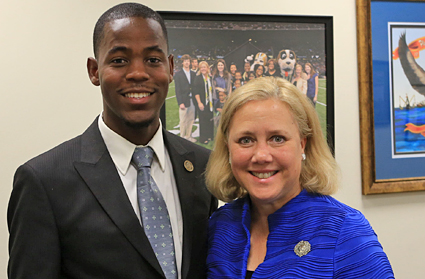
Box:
132 146 154 170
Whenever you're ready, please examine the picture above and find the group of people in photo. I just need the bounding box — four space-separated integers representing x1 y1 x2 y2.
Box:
174 54 321 145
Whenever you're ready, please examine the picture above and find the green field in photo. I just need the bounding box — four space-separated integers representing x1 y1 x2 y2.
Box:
165 78 327 149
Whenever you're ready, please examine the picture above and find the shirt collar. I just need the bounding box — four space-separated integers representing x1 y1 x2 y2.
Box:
98 115 166 175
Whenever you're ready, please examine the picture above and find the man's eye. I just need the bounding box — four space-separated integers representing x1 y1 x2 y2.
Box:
147 57 161 63
111 58 127 64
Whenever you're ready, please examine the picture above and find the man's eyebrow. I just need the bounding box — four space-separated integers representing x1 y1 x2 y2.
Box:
106 45 166 56
145 45 166 54
107 46 128 55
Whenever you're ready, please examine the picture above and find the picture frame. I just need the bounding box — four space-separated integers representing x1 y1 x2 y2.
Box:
159 11 335 151
357 0 425 195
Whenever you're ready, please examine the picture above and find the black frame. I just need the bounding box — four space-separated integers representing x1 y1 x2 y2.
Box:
159 11 334 151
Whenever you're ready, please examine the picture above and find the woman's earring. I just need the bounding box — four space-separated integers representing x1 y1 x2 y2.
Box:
302 153 306 161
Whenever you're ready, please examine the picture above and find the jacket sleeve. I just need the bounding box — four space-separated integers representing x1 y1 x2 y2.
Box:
8 164 61 278
193 75 203 100
174 72 183 105
333 212 394 279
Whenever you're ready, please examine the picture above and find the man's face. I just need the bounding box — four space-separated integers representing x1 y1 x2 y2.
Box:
87 17 173 138
182 59 191 70
191 59 198 69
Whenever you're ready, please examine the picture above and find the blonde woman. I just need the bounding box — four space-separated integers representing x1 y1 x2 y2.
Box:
206 77 394 279
291 64 307 95
194 61 214 144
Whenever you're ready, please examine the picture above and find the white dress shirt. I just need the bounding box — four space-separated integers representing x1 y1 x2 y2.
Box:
98 116 183 279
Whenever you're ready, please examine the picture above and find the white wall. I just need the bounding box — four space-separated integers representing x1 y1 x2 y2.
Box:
1 0 424 278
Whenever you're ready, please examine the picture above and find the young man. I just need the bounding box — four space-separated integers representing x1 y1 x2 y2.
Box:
7 3 217 279
190 57 199 73
174 54 196 142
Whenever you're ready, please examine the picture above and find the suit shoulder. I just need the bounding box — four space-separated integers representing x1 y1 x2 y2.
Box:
24 134 82 172
174 70 185 78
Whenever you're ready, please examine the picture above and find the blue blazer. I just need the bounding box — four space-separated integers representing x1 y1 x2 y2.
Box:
207 190 394 279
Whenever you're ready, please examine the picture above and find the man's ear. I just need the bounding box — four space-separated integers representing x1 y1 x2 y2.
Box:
87 57 100 86
168 54 174 83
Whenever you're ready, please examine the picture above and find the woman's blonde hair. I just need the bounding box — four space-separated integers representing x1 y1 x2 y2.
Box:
196 61 210 76
206 77 339 202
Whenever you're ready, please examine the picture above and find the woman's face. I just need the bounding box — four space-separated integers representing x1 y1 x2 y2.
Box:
256 66 264 77
268 61 275 70
244 62 251 72
219 91 226 101
217 62 225 73
305 64 311 74
227 99 306 209
249 73 255 80
230 65 237 74
200 63 209 75
295 66 302 77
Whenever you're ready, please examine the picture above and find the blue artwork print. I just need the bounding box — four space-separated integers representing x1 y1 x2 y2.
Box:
390 25 425 157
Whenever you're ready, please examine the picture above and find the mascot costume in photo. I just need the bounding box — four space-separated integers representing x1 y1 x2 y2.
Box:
245 52 268 72
277 49 297 81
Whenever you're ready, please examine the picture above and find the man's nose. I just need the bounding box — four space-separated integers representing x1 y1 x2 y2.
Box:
126 60 149 80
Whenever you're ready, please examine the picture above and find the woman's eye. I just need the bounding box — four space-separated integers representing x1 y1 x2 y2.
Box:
272 136 285 143
239 137 252 144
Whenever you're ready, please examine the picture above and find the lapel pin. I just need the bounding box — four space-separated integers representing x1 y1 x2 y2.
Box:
294 240 311 257
184 160 194 172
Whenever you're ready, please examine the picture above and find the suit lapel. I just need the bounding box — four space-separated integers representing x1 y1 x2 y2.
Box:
163 131 197 279
73 119 165 278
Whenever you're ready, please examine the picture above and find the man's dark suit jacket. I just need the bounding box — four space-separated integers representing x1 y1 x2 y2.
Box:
8 118 217 279
174 69 196 107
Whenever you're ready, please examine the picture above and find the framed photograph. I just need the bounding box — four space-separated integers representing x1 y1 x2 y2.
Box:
357 0 425 194
159 12 334 150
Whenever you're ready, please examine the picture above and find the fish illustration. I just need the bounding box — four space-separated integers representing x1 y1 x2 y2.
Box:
404 123 425 137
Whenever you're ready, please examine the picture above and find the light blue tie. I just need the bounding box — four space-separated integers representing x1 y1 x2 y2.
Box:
132 147 177 279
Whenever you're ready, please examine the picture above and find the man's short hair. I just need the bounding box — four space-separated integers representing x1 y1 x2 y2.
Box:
181 54 191 62
93 2 168 58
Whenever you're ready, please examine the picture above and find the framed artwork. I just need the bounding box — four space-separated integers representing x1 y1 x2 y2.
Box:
357 0 425 194
159 12 334 150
